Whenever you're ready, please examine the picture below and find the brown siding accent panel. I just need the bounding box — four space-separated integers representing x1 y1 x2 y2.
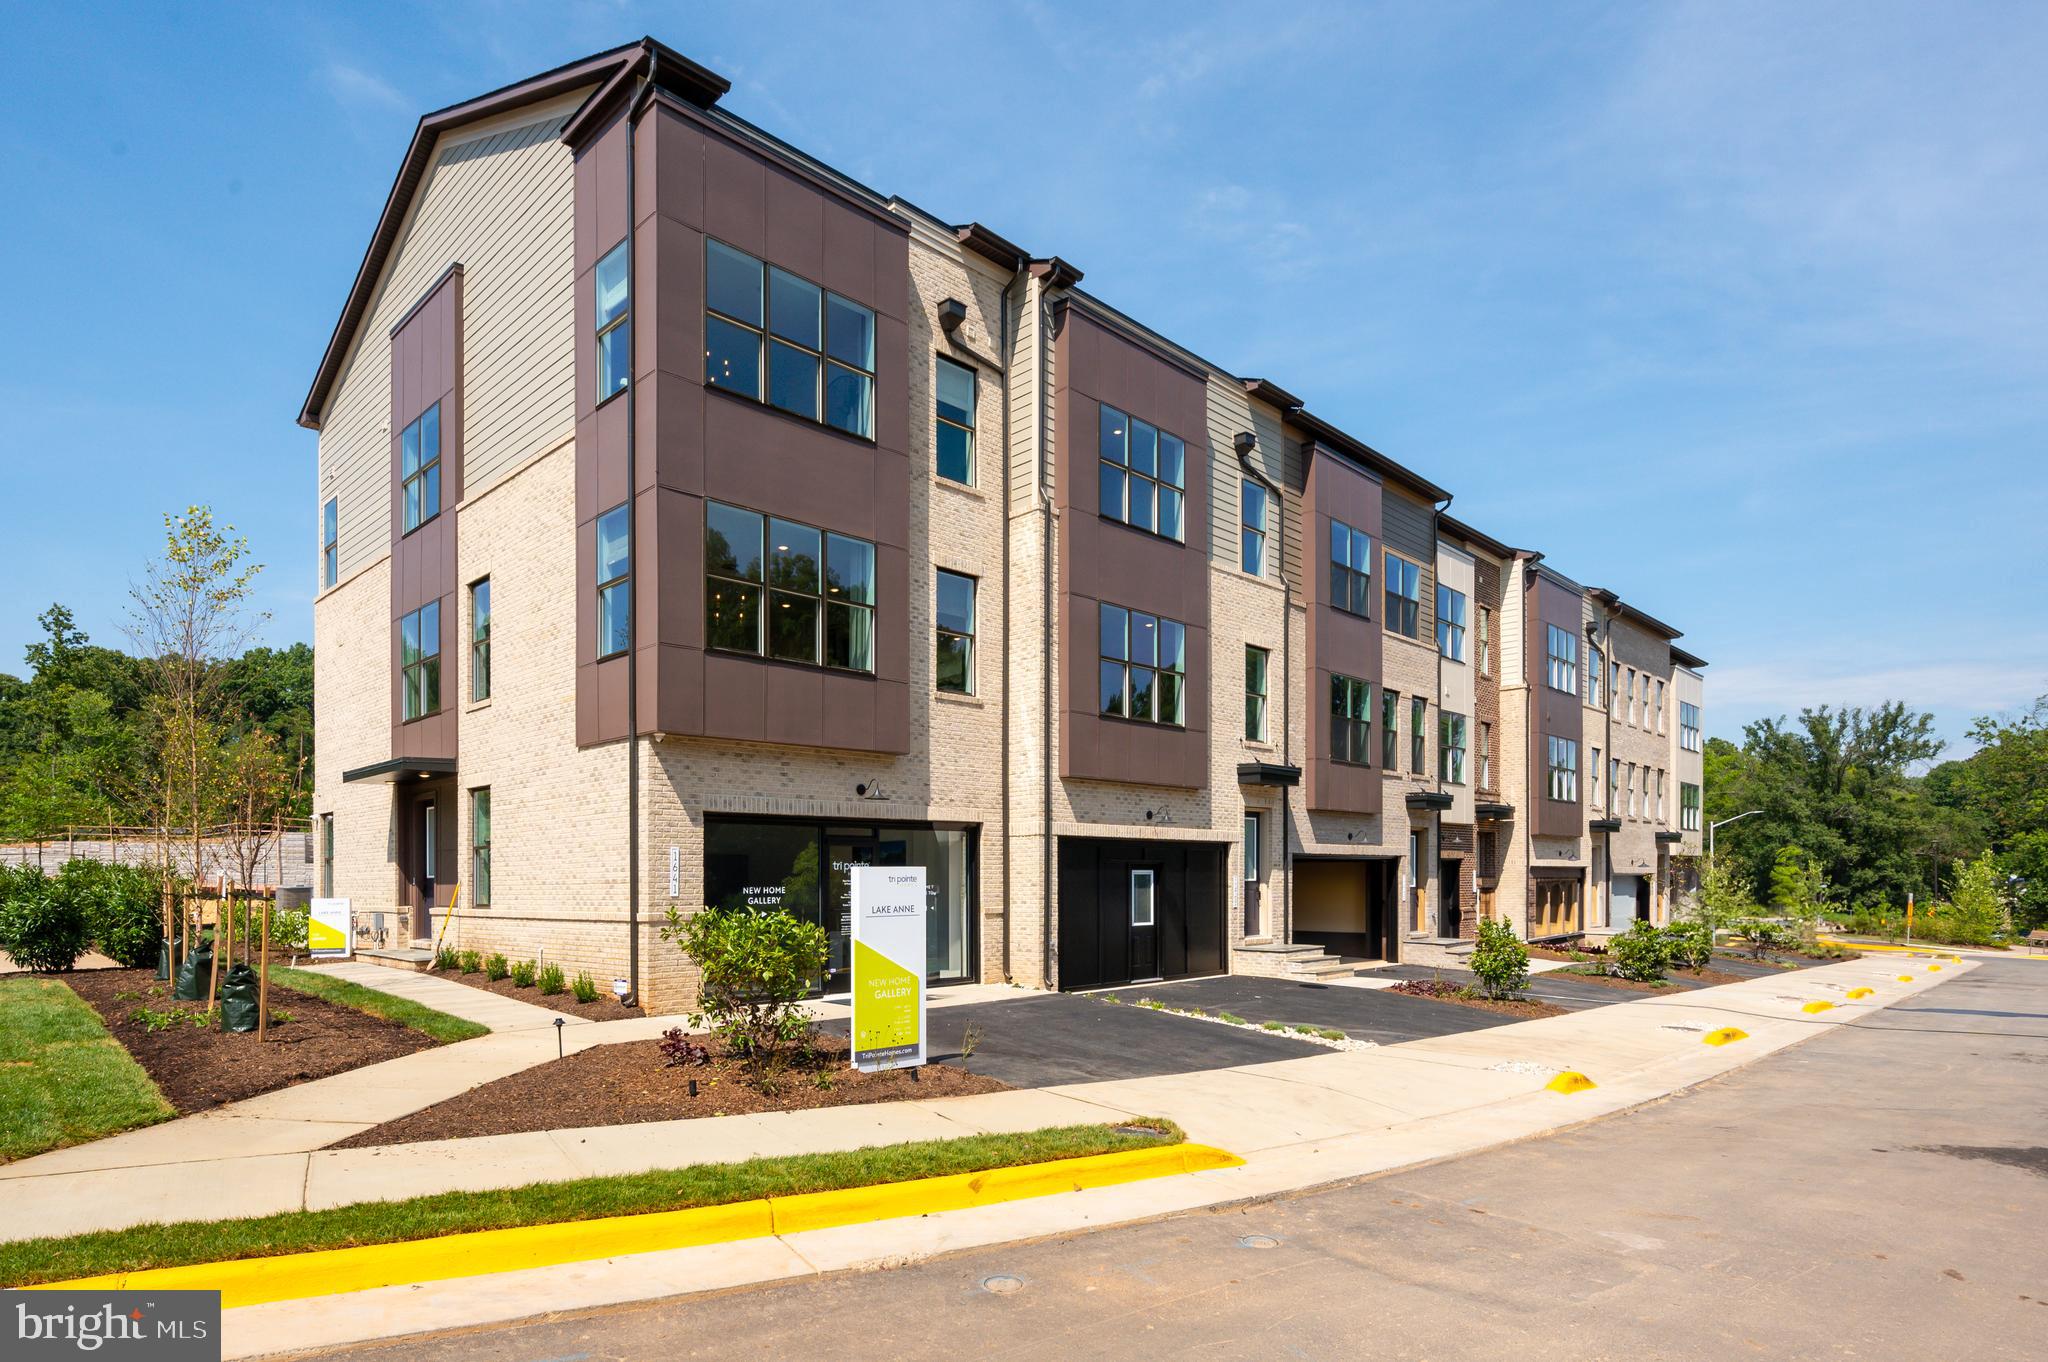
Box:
1302 444 1383 815
1472 553 1503 796
389 266 463 765
1526 570 1585 838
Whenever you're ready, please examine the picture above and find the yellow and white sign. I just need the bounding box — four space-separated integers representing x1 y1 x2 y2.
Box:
309 898 352 959
850 866 925 1072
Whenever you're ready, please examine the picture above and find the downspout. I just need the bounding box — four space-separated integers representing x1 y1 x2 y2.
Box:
620 52 658 1008
1599 603 1615 931
1236 435 1290 944
1431 495 1452 935
997 260 1024 982
1039 285 1056 991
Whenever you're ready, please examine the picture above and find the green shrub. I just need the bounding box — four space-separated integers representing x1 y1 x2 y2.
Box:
59 861 166 968
660 906 826 1082
0 867 90 972
509 958 536 987
1734 917 1784 959
1608 920 1672 982
1260 1020 1286 1031
1664 918 1714 971
1468 918 1530 999
435 944 460 971
458 949 482 975
1318 1028 1347 1041
537 962 566 995
485 953 510 981
1219 1012 1248 1025
570 971 600 1004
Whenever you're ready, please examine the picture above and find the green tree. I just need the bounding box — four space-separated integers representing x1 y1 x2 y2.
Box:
1929 697 2048 932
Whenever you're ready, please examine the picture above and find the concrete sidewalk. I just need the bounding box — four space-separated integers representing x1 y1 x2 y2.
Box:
296 960 591 1032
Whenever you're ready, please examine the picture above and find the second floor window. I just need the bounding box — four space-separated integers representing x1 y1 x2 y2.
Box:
1098 405 1186 541
596 503 630 660
1479 721 1493 789
470 578 491 702
935 357 975 483
1680 701 1702 752
1330 520 1371 616
1099 602 1186 726
1591 745 1603 806
1545 624 1578 694
1626 763 1638 818
1477 606 1491 676
1246 646 1270 742
1681 781 1701 831
705 500 877 673
400 599 441 721
1410 695 1427 774
400 403 441 534
1654 678 1666 731
1546 735 1578 803
321 498 338 588
1240 480 1268 576
1626 667 1638 724
1381 688 1399 768
1436 585 1466 661
1331 673 1370 764
1384 552 1421 638
935 569 976 694
1439 711 1467 784
1588 644 1604 706
705 239 875 438
596 239 629 400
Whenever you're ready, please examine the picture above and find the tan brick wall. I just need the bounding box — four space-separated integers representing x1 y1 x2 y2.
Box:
313 557 398 919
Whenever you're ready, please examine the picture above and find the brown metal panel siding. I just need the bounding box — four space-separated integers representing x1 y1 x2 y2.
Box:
1055 306 1210 790
1473 554 1503 795
388 267 462 765
1525 572 1585 838
1302 446 1383 815
1380 487 1437 647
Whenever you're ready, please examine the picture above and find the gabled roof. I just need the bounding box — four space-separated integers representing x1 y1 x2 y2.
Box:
297 38 728 430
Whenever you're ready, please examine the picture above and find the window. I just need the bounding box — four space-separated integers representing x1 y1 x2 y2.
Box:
1546 735 1579 802
1381 689 1400 767
1099 602 1187 726
1439 711 1467 784
318 814 333 897
1436 585 1467 661
935 357 975 483
1654 679 1666 732
469 578 491 702
595 503 631 660
1680 701 1702 752
320 498 337 588
1610 660 1621 711
400 403 441 534
1588 644 1604 706
1098 405 1186 541
1609 756 1620 809
1657 769 1667 821
400 599 441 720
935 569 976 694
596 239 630 401
1545 624 1578 693
1626 763 1638 818
1330 674 1370 764
704 239 874 438
1626 668 1638 725
1329 520 1372 616
1477 606 1492 676
705 501 876 672
1384 552 1421 637
1130 868 1156 927
1240 479 1268 575
470 788 491 908
1681 782 1702 832
1479 722 1493 789
1246 646 1270 742
1591 746 1603 807
1244 814 1261 883
1411 695 1427 774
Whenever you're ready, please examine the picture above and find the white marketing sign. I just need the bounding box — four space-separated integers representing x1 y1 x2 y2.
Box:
309 898 352 959
849 865 926 1072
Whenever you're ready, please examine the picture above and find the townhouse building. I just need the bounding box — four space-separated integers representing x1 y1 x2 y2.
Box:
304 38 1707 1011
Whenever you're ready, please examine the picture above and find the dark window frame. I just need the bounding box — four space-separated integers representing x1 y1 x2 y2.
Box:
1329 519 1372 617
1098 601 1189 728
1330 672 1371 765
469 577 491 702
1240 478 1267 576
399 402 442 536
704 499 877 675
1384 550 1421 638
399 599 441 722
1381 688 1400 768
1410 694 1427 774
595 503 631 662
935 567 976 695
1439 711 1467 785
1546 735 1579 803
1096 403 1188 544
1246 645 1270 742
704 238 876 441
1436 584 1466 661
1545 623 1578 694
935 355 976 484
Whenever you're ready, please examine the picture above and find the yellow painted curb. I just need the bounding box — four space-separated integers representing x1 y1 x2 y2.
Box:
1702 1027 1747 1047
1802 1000 1835 1014
30 1142 1242 1310
1845 987 1873 999
1547 1071 1597 1094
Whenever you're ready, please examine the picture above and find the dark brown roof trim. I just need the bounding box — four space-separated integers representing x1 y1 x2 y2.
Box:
1672 645 1709 670
1030 256 1085 290
559 37 727 149
1240 377 1304 410
1591 589 1684 642
1055 296 1211 384
1290 410 1452 503
955 222 1028 271
1440 513 1515 559
387 262 464 338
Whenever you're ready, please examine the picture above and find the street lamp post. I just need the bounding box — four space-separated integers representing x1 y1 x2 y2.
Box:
1708 809 1764 861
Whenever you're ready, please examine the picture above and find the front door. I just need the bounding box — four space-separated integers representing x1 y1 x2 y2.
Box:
1129 869 1159 980
1438 858 1460 937
1479 886 1498 924
416 801 436 941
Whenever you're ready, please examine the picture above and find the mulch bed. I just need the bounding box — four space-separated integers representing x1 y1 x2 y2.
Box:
332 1033 1008 1149
415 966 644 1021
1554 968 1675 993
1389 979 1567 1019
1529 944 1605 962
63 968 436 1115
1672 966 1748 987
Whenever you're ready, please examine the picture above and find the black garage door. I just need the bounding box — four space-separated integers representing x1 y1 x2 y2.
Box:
1057 837 1225 990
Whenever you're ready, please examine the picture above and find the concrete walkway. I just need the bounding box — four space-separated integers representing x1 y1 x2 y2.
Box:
299 959 590 1032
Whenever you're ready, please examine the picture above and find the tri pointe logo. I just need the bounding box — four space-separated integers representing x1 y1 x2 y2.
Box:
14 1298 210 1352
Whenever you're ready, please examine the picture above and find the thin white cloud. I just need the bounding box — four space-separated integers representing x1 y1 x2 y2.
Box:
1708 654 2048 718
322 62 408 115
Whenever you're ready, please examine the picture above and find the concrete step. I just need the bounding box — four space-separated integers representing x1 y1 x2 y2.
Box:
357 947 434 972
1284 955 1358 980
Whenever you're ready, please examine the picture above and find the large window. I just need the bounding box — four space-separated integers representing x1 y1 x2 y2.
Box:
400 403 441 534
935 357 975 483
705 501 876 672
1384 552 1421 638
1246 645 1270 742
704 239 874 438
1477 606 1491 676
1588 644 1604 706
935 569 976 694
1439 711 1467 784
1331 673 1370 765
1097 404 1186 541
1681 781 1701 831
595 503 630 661
470 788 491 908
1591 745 1603 807
1546 735 1579 802
1680 701 1702 752
400 599 441 721
1098 602 1187 726
469 578 491 702
321 498 337 588
1381 688 1400 767
1654 679 1667 732
1545 624 1578 693
595 239 630 401
1410 695 1427 774
1240 479 1268 576
1436 585 1467 661
1478 722 1493 789
1330 520 1371 616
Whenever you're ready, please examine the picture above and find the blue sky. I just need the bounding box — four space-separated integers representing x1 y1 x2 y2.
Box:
2 1 2042 755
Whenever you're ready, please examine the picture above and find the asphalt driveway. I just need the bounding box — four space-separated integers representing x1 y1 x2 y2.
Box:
1115 974 1520 1042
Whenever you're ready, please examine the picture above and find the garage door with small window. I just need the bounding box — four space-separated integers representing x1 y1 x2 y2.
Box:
1056 838 1225 990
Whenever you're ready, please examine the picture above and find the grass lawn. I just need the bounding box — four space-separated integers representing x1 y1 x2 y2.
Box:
0 976 175 1163
0 1119 1183 1286
269 966 488 1044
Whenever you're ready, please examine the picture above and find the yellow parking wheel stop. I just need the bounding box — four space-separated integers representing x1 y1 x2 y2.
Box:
1802 1000 1835 1014
1897 975 1913 982
1845 987 1873 999
1927 964 1941 972
1547 1071 1597 1094
1702 1027 1747 1047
